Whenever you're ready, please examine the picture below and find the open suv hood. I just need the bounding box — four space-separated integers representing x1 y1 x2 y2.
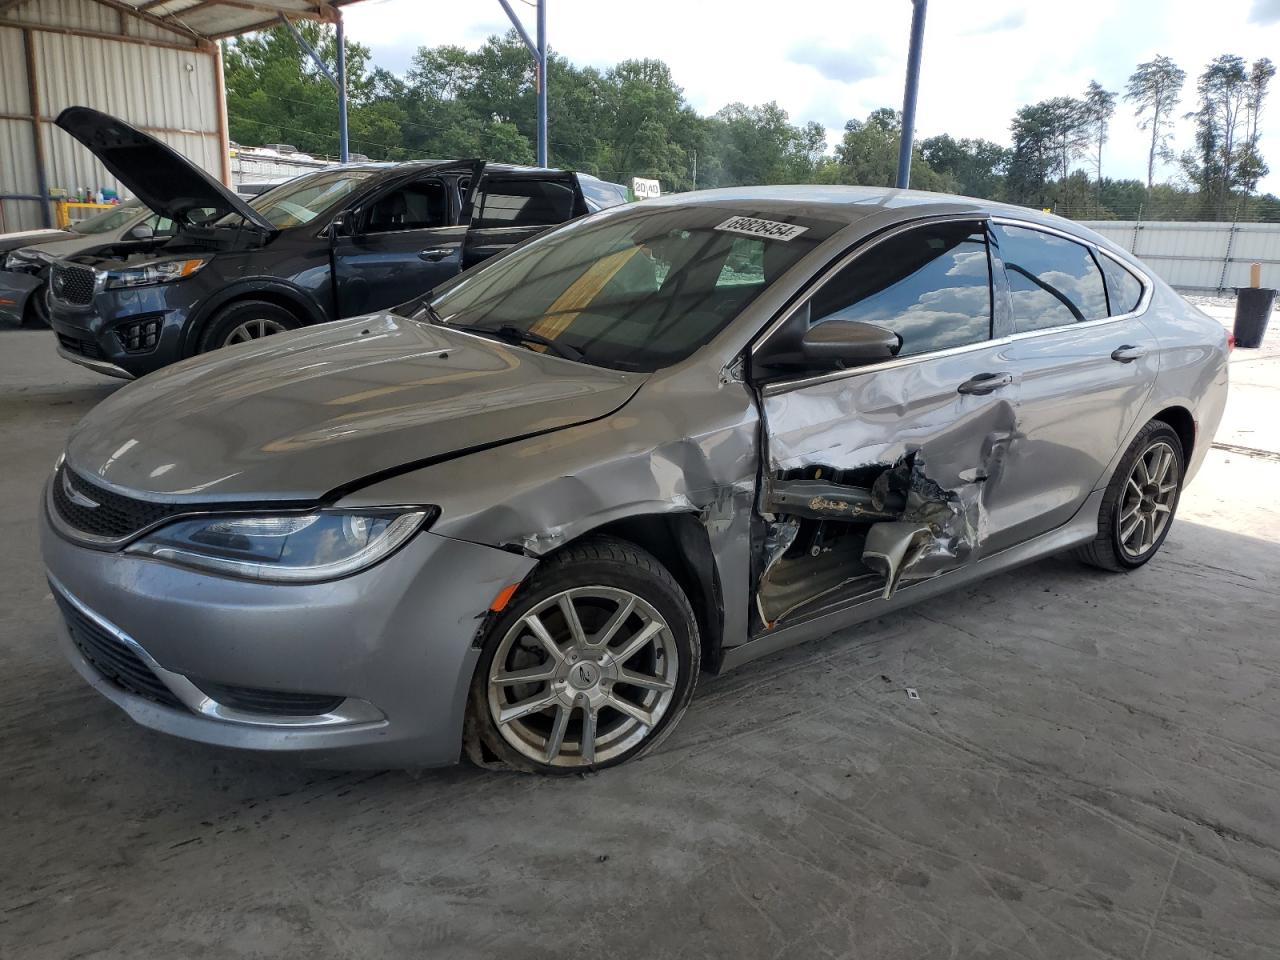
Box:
55 106 275 232
62 314 646 502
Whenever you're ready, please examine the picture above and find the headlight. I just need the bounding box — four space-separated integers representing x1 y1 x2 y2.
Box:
3 251 22 270
106 258 209 289
125 508 433 582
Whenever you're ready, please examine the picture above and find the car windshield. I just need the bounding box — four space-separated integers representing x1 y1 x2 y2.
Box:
217 169 375 229
70 200 145 235
421 205 839 371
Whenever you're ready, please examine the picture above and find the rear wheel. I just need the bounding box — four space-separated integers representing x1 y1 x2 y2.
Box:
198 300 300 353
466 538 700 773
1076 420 1184 571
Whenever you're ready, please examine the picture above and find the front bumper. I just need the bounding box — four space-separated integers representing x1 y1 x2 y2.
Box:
48 281 193 378
40 506 537 768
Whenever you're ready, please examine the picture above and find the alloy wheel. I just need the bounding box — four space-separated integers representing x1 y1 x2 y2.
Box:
486 586 679 768
223 317 288 345
1118 440 1179 559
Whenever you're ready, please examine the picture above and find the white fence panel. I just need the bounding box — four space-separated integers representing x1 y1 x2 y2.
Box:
1078 220 1280 293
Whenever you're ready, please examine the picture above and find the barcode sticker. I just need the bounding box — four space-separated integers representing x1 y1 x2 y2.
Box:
715 216 809 242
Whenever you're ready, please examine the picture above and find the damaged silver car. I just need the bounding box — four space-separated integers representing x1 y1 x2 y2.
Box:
41 187 1229 773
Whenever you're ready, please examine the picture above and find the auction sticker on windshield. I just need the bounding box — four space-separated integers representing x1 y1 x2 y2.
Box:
715 216 809 242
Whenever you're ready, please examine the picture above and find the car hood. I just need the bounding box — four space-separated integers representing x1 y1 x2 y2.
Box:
0 228 73 254
63 314 647 502
55 106 275 232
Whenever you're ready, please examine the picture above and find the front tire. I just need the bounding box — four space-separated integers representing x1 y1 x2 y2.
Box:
198 299 300 353
466 538 700 774
20 285 50 328
1076 420 1184 572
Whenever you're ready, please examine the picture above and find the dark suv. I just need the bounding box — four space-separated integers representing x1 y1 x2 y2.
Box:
46 107 627 379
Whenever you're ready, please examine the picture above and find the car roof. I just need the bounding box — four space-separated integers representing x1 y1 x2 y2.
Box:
641 184 1094 237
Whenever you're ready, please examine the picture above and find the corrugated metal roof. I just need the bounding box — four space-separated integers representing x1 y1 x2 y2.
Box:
0 0 373 44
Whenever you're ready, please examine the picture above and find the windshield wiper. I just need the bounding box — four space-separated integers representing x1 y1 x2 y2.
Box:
449 322 584 362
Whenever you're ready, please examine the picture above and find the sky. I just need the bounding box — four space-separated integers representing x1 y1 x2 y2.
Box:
343 0 1280 192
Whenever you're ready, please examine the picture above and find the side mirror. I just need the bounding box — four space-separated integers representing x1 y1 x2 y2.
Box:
128 223 154 240
330 210 357 238
800 319 901 365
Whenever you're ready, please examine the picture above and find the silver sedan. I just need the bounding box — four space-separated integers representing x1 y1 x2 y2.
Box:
40 186 1229 773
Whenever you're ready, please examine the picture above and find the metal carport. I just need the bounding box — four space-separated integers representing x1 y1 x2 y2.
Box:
0 0 364 231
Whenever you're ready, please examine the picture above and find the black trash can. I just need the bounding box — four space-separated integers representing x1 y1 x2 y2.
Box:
1233 287 1277 348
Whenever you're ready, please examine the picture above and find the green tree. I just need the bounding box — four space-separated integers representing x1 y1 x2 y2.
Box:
919 134 1009 198
1182 55 1274 215
1125 55 1185 189
1082 81 1117 189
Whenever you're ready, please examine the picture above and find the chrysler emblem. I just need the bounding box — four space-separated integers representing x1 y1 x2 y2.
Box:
62 469 99 509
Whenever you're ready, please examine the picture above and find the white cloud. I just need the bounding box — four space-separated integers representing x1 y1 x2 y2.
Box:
343 0 1280 192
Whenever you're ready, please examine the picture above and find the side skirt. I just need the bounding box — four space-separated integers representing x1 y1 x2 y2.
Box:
719 489 1104 673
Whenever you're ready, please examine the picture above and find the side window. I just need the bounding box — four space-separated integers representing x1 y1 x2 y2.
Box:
473 179 576 229
152 216 176 237
808 221 992 358
364 179 447 233
994 224 1109 332
1099 255 1144 315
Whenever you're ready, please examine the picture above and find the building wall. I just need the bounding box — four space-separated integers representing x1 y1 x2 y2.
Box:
1080 220 1280 294
0 1 226 233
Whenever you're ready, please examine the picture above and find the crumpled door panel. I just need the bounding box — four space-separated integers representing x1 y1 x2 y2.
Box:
755 353 1020 627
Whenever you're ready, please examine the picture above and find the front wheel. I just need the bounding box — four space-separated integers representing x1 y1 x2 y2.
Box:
20 285 50 328
198 299 300 353
466 538 700 773
1076 420 1184 571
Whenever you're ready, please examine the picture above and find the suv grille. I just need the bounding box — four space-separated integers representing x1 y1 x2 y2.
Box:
51 262 97 305
56 334 102 359
51 465 190 542
54 592 184 710
191 680 345 717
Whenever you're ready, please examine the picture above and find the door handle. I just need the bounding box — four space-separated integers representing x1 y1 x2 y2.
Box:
418 248 453 262
1110 344 1146 363
957 372 1014 395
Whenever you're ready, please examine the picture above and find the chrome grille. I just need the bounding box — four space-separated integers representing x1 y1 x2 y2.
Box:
51 262 96 305
51 465 190 542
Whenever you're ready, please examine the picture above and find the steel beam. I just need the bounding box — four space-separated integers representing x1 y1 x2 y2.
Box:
895 0 927 189
497 0 547 166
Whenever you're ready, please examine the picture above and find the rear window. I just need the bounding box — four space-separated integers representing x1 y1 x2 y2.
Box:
473 179 577 229
1100 255 1145 315
994 223 1109 332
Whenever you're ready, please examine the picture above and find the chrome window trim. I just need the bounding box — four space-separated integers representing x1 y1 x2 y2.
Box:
49 575 385 729
756 213 1155 397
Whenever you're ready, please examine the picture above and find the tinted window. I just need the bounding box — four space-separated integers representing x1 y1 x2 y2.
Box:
364 179 447 233
423 206 840 371
1100 255 1144 315
809 221 992 358
473 179 576 229
995 224 1108 331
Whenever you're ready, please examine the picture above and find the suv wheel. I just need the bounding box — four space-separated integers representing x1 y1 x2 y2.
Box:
466 538 700 774
1076 420 1184 572
199 300 301 353
20 285 50 328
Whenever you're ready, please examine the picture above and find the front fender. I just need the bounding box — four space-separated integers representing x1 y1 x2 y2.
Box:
182 278 331 357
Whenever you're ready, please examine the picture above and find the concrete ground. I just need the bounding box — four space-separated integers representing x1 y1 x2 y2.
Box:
1 304 1278 960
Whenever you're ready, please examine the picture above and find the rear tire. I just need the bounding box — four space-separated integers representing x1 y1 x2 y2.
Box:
198 299 300 353
465 537 700 774
1075 420 1184 572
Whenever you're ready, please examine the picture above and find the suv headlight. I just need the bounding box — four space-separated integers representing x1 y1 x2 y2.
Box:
106 258 209 289
125 508 433 582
